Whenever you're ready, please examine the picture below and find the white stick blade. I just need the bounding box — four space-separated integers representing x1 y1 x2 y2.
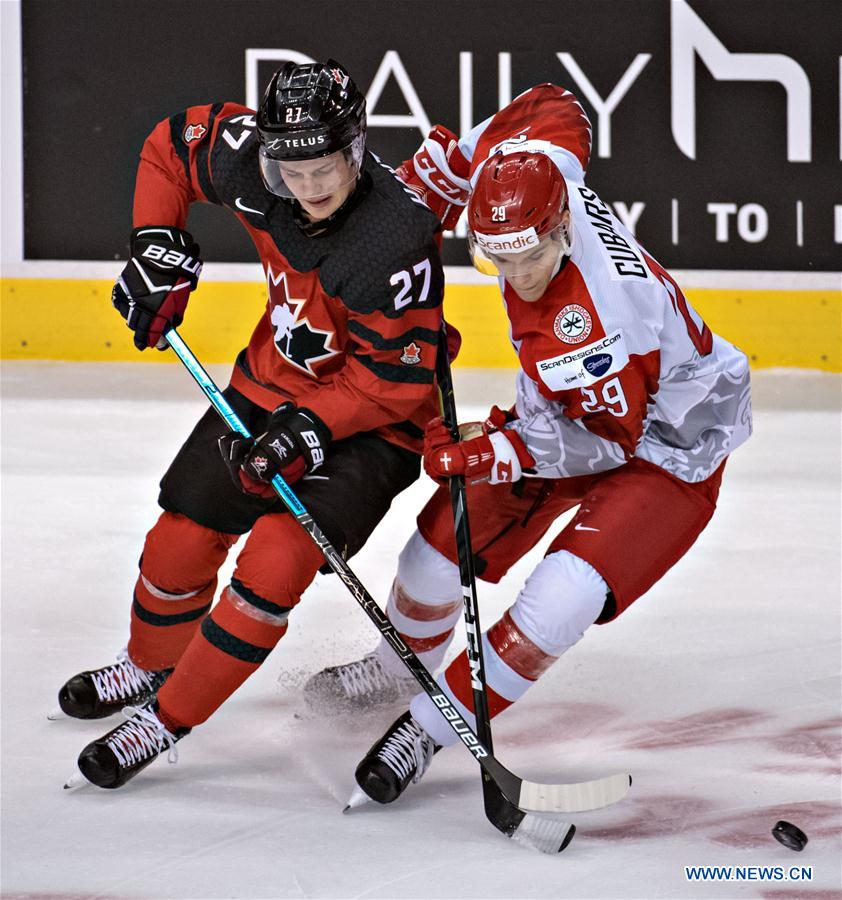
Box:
519 772 631 813
47 706 67 720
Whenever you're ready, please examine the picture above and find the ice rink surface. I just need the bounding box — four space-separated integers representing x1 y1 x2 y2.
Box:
1 361 840 900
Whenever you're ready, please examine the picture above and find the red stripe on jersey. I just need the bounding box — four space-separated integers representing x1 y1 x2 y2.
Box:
505 259 661 458
472 84 592 177
487 610 557 681
393 581 463 622
444 652 514 718
506 259 607 381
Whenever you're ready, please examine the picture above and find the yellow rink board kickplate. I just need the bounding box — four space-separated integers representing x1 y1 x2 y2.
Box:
1 278 840 371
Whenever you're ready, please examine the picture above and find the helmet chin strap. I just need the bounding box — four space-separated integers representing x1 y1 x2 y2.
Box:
549 219 573 279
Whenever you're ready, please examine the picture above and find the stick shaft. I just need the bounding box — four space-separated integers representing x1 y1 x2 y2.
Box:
434 328 495 753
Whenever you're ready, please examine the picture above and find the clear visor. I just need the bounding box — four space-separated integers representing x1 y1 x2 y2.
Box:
258 133 365 200
468 224 568 281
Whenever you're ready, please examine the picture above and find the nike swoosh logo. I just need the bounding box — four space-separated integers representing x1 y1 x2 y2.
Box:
574 523 600 532
235 197 264 216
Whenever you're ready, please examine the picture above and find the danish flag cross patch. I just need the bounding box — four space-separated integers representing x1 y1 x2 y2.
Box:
183 123 207 144
400 342 422 365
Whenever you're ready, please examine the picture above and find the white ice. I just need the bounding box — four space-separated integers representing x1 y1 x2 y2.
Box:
1 361 840 899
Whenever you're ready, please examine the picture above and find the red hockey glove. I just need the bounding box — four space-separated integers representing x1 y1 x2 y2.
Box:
423 416 535 486
396 125 470 231
112 226 202 351
483 404 518 430
218 403 331 498
444 320 462 364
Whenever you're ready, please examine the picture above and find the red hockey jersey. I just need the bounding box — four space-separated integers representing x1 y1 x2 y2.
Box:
459 85 752 483
133 102 446 452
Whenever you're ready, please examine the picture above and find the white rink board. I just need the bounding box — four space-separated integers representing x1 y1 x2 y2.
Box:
1 364 840 899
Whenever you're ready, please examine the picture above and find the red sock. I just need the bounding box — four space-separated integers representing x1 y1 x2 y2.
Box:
155 513 323 727
156 584 288 727
127 512 237 670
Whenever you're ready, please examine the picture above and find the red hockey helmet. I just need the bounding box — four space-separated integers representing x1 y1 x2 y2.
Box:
469 151 567 244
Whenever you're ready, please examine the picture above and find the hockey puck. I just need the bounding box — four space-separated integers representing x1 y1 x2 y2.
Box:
772 820 808 852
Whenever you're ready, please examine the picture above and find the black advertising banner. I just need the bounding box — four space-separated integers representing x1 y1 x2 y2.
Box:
21 0 841 270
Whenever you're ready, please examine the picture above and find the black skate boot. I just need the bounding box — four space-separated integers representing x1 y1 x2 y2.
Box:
353 711 440 804
75 702 190 789
56 650 172 719
303 653 417 712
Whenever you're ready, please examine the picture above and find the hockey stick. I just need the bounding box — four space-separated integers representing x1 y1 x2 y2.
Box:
166 327 627 847
432 330 631 817
434 327 504 824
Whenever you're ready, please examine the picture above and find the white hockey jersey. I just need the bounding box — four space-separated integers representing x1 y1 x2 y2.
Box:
459 85 752 484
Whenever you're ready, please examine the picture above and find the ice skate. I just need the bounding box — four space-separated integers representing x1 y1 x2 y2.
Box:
72 702 189 789
54 649 172 720
303 653 417 712
350 711 439 806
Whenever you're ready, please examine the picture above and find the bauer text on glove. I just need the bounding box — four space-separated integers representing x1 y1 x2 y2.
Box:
218 403 332 497
112 226 202 351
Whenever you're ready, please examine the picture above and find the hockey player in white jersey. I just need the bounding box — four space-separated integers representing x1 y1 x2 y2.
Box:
306 84 752 805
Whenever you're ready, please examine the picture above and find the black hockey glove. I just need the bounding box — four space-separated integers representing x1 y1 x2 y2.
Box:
219 403 332 497
112 226 202 351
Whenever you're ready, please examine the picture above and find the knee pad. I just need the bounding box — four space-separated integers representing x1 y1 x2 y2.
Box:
141 512 237 595
232 512 324 607
509 550 608 656
396 529 461 605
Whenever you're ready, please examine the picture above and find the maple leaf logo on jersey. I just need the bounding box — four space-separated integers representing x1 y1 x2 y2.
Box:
267 267 338 376
183 123 207 144
400 342 422 365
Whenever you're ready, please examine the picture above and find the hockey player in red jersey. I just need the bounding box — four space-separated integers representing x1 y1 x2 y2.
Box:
56 60 452 789
305 84 753 805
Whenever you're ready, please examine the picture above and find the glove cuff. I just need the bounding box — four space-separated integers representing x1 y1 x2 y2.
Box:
415 130 471 205
487 429 535 484
130 225 197 250
294 406 332 447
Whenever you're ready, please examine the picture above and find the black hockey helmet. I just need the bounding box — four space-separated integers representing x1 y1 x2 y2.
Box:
257 59 367 199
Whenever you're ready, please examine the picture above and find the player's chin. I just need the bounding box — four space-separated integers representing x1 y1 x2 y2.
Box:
512 283 546 302
302 194 340 220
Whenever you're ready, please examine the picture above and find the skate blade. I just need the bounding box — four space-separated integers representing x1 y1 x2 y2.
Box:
63 771 89 791
47 706 68 721
342 785 371 813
